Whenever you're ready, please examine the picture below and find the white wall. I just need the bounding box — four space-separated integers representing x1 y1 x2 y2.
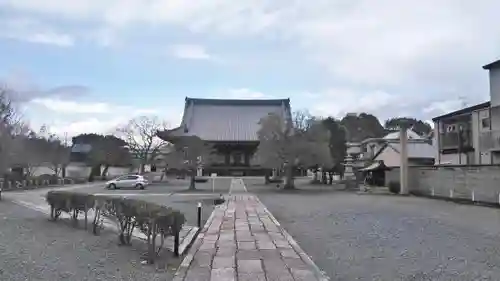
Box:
433 121 440 163
491 106 500 130
374 146 400 167
30 164 131 178
438 153 468 165
489 68 500 107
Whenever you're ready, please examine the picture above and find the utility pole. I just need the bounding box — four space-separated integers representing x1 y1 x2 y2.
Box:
63 132 68 178
399 125 409 195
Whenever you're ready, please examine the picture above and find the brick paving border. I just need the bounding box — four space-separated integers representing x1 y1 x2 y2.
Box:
173 193 330 281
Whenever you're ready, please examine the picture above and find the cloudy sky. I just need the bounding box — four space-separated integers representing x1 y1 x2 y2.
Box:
1 0 499 136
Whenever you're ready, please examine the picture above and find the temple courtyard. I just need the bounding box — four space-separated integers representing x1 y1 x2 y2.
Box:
2 178 500 280
244 178 500 280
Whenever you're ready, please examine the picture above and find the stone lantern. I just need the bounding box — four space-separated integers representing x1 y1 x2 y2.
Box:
344 142 361 190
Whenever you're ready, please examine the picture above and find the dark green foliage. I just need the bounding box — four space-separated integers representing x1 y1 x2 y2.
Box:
46 190 185 263
384 117 432 137
268 178 283 183
388 181 401 194
340 113 385 142
71 133 132 181
194 177 208 183
322 117 347 178
36 174 59 184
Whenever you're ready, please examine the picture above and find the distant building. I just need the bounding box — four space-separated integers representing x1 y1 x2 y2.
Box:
360 129 435 168
157 97 292 176
432 58 500 165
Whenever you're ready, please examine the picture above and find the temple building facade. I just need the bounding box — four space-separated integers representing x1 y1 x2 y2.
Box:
158 97 292 176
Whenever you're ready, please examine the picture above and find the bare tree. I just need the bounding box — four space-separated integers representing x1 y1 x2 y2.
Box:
163 135 214 190
12 126 70 177
116 116 169 173
254 111 331 189
44 134 70 176
0 88 24 175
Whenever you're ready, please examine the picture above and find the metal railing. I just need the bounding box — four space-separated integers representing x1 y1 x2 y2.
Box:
439 131 473 149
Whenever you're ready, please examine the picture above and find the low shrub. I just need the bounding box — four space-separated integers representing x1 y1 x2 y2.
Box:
194 177 208 183
309 179 322 185
268 177 283 183
46 191 95 227
46 190 185 263
37 174 59 185
3 172 25 184
388 181 401 194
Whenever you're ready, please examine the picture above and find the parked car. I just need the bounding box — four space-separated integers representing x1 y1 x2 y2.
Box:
106 175 148 189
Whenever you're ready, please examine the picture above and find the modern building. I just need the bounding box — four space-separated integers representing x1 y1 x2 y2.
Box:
359 129 435 168
432 102 490 165
158 97 292 176
432 59 500 165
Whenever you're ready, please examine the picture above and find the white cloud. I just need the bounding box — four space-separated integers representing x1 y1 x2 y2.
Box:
30 98 112 113
169 44 211 60
23 31 74 46
4 1 498 84
423 98 467 115
209 88 277 100
2 0 500 121
0 17 74 46
227 88 269 99
24 98 182 137
308 88 401 118
49 117 124 136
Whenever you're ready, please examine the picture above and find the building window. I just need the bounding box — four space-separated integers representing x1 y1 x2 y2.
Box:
481 117 490 129
446 125 456 132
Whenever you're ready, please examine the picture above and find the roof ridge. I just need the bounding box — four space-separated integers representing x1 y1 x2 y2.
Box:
185 97 290 106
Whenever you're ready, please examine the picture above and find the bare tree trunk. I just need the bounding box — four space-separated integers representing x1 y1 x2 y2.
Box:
160 167 167 181
84 205 88 230
284 165 295 190
148 222 156 264
321 170 327 184
101 165 109 180
189 170 196 190
313 169 318 182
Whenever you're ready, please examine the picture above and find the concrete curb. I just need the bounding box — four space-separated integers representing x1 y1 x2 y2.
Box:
254 196 330 281
172 202 223 281
2 182 106 194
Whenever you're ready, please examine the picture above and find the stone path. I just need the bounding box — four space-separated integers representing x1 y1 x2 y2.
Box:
4 187 198 255
173 179 328 281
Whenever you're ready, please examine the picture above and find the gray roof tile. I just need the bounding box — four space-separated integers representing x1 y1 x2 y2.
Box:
176 97 291 141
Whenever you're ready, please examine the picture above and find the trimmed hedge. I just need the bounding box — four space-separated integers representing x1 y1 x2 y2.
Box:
46 191 185 263
388 181 401 194
194 177 208 183
268 177 283 183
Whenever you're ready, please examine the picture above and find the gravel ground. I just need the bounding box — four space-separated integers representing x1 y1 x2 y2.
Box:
0 201 181 281
245 181 500 280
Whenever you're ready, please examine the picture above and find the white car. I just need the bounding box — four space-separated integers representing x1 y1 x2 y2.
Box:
106 175 149 190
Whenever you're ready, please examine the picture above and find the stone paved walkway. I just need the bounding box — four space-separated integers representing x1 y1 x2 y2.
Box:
173 181 328 281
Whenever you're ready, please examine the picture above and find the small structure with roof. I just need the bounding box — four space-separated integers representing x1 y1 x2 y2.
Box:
157 97 292 176
360 128 435 168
